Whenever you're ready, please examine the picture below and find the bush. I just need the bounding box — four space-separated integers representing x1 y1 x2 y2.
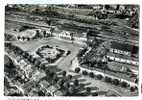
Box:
96 74 103 80
112 79 120 86
89 72 95 78
75 67 81 73
82 70 88 75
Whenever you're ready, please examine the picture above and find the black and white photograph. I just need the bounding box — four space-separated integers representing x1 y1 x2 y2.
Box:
4 4 139 97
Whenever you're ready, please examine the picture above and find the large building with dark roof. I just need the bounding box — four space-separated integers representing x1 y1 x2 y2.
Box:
107 41 139 66
110 41 138 56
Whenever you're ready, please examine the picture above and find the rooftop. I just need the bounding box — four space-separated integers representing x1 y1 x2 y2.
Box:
107 52 138 62
110 41 138 54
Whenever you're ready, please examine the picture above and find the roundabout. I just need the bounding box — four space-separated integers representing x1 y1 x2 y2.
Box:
36 45 65 63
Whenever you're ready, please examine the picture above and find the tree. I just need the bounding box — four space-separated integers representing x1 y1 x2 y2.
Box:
22 52 26 58
35 60 41 68
28 55 33 62
57 79 65 88
54 76 59 83
22 36 25 41
116 5 120 10
104 5 110 10
82 70 88 76
45 6 58 16
112 79 120 86
40 64 46 70
17 49 23 55
92 37 99 47
121 81 129 88
67 74 73 80
43 30 46 37
25 52 29 58
32 58 36 64
86 87 91 94
68 86 75 95
63 82 70 89
135 78 138 83
45 69 51 76
62 71 67 77
75 67 80 73
92 92 98 96
27 37 30 41
32 6 41 15
17 36 20 40
89 72 95 78
50 27 54 36
49 72 55 78
74 79 79 86
9 92 23 96
70 32 74 42
38 90 45 96
45 19 52 26
128 12 139 28
130 87 135 92
96 74 103 80
36 30 40 38
52 74 58 85
104 76 112 83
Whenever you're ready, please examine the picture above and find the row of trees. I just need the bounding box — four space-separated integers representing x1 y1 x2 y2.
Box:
74 67 138 92
17 36 31 41
16 30 52 41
